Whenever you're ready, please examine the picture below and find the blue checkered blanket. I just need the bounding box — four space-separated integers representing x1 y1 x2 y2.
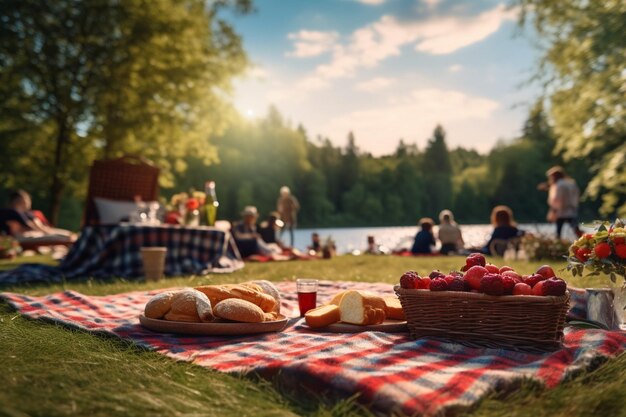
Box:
0 224 242 286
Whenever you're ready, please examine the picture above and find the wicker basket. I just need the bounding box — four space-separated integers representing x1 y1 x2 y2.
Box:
394 285 570 352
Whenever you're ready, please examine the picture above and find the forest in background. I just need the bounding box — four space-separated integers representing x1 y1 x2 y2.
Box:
171 102 599 229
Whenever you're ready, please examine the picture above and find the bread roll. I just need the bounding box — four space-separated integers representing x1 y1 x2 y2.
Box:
383 296 405 320
144 291 175 319
195 284 277 313
145 288 214 323
263 311 280 322
214 298 265 323
339 290 386 325
249 280 281 313
305 304 340 328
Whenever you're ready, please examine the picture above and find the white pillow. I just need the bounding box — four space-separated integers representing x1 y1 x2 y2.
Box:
94 197 158 224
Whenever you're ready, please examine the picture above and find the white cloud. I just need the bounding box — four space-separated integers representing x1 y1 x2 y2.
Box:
287 30 339 58
448 64 463 73
309 4 515 81
423 0 440 8
355 77 396 92
413 5 517 54
353 0 386 5
324 88 499 151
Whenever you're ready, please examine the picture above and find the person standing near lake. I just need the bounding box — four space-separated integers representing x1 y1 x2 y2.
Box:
545 166 582 238
277 186 300 247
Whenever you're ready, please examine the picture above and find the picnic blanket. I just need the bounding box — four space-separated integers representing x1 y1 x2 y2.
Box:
0 225 243 287
2 281 625 416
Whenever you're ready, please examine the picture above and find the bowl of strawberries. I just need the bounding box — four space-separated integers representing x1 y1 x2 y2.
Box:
394 252 569 352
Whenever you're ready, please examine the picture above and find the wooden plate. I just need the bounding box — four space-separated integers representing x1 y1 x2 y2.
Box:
139 314 289 335
310 319 408 333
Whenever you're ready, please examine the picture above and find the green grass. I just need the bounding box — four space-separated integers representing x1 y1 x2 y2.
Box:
1 255 624 417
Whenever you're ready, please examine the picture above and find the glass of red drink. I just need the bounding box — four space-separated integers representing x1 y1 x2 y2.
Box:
296 278 318 317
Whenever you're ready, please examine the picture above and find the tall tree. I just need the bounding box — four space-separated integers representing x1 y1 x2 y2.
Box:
0 0 251 223
517 0 626 216
421 125 453 217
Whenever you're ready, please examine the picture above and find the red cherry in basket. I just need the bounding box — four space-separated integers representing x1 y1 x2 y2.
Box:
501 276 517 295
501 270 522 282
524 273 545 288
543 277 567 296
465 252 486 268
400 271 419 289
513 282 532 295
536 265 556 279
532 280 546 296
480 273 504 296
464 266 488 291
615 244 626 259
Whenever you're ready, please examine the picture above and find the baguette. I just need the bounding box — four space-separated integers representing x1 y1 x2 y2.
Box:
194 284 277 313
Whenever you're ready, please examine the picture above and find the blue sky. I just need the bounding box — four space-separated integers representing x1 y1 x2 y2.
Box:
228 0 540 155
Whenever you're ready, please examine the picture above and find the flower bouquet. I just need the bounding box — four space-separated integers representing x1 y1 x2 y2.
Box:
567 219 626 283
165 191 206 226
567 219 626 330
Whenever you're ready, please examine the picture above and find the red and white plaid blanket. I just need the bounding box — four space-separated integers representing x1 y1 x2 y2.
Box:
2 281 625 416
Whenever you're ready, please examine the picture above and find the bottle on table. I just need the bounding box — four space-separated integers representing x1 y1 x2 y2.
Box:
204 181 219 226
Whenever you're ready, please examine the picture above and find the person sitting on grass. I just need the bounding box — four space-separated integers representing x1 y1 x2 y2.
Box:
411 218 436 254
438 209 464 255
232 206 280 259
258 211 285 248
482 205 525 256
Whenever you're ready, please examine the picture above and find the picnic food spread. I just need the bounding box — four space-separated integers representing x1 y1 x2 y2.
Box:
304 289 405 328
143 280 282 324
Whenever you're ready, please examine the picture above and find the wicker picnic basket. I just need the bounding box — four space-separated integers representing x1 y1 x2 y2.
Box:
394 285 570 352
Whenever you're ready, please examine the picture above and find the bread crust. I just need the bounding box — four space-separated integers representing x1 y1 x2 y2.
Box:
214 298 265 323
194 284 277 313
145 288 214 323
339 290 387 325
249 280 281 313
144 291 175 319
383 296 405 320
305 304 340 328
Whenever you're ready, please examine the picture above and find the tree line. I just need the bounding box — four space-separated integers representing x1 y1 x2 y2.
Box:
173 103 600 229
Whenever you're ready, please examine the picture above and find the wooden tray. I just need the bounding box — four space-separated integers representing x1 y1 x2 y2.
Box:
139 314 289 335
308 320 408 333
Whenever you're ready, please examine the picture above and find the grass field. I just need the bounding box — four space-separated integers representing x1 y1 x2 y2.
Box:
1 255 625 417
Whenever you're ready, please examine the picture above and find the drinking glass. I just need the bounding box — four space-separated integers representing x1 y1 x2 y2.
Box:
296 278 318 317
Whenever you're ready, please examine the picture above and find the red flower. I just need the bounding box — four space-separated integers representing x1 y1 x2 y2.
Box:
164 211 181 225
186 198 200 210
594 242 611 259
576 248 591 262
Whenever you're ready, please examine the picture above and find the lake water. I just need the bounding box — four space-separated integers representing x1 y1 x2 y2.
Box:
288 223 582 255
